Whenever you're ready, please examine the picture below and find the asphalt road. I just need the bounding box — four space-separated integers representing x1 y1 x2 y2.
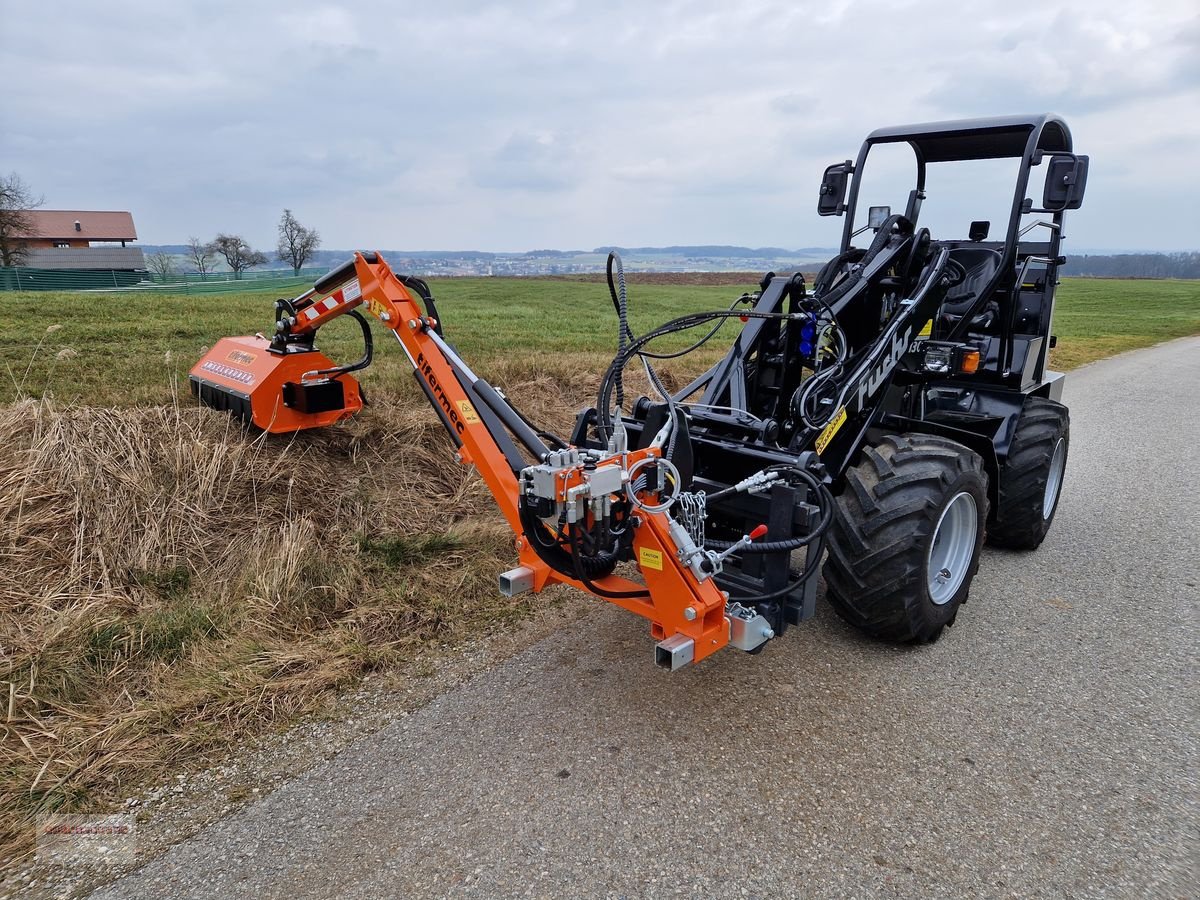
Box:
94 338 1199 899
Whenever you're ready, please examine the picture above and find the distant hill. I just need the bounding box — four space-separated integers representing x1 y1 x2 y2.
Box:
136 243 839 277
593 245 826 258
136 244 1197 279
1069 252 1199 279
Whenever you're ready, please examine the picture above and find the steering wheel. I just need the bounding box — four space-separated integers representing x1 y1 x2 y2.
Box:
941 257 968 288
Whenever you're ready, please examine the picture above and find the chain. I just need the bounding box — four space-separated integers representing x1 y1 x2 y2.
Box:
676 491 707 547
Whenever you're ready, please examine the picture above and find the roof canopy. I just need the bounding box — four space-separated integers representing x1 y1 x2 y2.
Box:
13 210 138 241
865 114 1073 162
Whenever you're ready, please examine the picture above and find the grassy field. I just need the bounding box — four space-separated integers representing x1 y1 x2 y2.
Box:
0 275 1197 862
0 277 751 408
4 276 1197 408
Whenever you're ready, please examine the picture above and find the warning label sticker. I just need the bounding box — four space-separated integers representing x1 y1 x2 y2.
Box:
456 400 481 424
638 547 664 571
815 406 848 455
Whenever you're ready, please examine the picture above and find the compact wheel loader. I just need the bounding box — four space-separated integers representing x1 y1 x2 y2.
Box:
191 114 1088 669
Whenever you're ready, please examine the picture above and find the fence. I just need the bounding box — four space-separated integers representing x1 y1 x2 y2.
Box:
0 266 330 294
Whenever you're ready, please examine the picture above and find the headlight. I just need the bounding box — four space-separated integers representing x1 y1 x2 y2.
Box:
923 347 952 373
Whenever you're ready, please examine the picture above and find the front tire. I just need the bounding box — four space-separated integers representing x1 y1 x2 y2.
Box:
987 398 1070 550
824 434 989 643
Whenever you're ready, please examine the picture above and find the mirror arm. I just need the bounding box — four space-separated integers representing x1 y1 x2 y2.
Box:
1019 219 1060 238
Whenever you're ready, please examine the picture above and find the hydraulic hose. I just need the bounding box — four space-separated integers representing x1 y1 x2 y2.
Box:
306 309 374 379
595 307 805 438
723 527 826 604
517 495 631 585
702 469 835 554
606 252 632 412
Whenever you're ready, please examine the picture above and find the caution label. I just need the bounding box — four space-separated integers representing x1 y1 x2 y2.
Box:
917 318 933 338
815 406 848 455
456 400 481 424
638 547 664 571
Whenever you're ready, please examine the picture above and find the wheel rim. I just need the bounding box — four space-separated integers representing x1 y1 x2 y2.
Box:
1043 438 1067 521
927 491 978 605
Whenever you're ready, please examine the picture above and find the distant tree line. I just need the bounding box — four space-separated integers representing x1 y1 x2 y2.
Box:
154 211 321 281
1069 252 1200 279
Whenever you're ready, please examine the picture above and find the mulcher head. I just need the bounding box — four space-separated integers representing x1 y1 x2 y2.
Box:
189 336 363 433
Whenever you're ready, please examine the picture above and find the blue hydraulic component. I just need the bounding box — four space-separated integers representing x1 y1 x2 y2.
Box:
797 312 818 359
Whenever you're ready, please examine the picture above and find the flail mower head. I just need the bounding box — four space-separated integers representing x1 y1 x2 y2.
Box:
188 262 374 432
189 335 364 433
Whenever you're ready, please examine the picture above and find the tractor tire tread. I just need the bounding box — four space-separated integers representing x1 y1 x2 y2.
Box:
988 397 1069 550
824 433 989 643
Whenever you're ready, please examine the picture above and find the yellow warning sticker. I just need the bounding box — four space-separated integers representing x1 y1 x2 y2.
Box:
456 400 481 424
815 406 848 455
917 318 933 338
638 547 664 571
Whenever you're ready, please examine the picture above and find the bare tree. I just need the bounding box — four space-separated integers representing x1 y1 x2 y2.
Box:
186 236 216 277
0 173 43 267
210 233 267 279
276 209 321 275
146 251 177 282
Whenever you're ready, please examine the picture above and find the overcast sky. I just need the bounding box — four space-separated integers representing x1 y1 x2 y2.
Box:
2 1 1197 252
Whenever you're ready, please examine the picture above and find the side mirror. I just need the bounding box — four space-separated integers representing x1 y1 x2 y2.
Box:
818 160 853 216
1042 154 1089 211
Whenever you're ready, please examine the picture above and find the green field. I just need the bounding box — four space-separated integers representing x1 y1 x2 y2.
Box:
4 277 1197 408
0 278 745 408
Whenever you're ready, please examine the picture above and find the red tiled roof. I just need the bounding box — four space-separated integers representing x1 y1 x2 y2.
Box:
14 210 138 241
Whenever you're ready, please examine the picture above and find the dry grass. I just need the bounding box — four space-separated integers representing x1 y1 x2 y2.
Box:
0 384 553 862
0 353 696 864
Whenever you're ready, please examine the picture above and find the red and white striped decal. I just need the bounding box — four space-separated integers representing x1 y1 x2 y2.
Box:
301 278 362 323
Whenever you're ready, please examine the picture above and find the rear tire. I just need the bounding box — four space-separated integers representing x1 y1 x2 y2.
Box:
824 434 989 643
987 398 1069 550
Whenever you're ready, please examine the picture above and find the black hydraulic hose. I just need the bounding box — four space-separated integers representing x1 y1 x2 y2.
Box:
516 497 634 587
306 309 374 378
569 526 650 599
596 308 804 437
606 252 632 411
724 532 826 604
399 275 443 336
605 251 673 410
814 214 911 308
702 471 835 554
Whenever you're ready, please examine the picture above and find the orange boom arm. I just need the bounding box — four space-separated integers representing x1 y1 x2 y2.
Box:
190 252 784 668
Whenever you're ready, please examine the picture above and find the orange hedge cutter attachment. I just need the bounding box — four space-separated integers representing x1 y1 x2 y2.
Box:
191 252 831 669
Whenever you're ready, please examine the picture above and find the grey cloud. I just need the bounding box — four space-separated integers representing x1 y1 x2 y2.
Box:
472 132 581 192
0 0 1195 251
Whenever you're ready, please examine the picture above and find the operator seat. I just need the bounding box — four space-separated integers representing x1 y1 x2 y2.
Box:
938 246 1002 332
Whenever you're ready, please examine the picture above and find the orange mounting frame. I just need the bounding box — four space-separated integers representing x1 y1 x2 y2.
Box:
344 252 731 662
